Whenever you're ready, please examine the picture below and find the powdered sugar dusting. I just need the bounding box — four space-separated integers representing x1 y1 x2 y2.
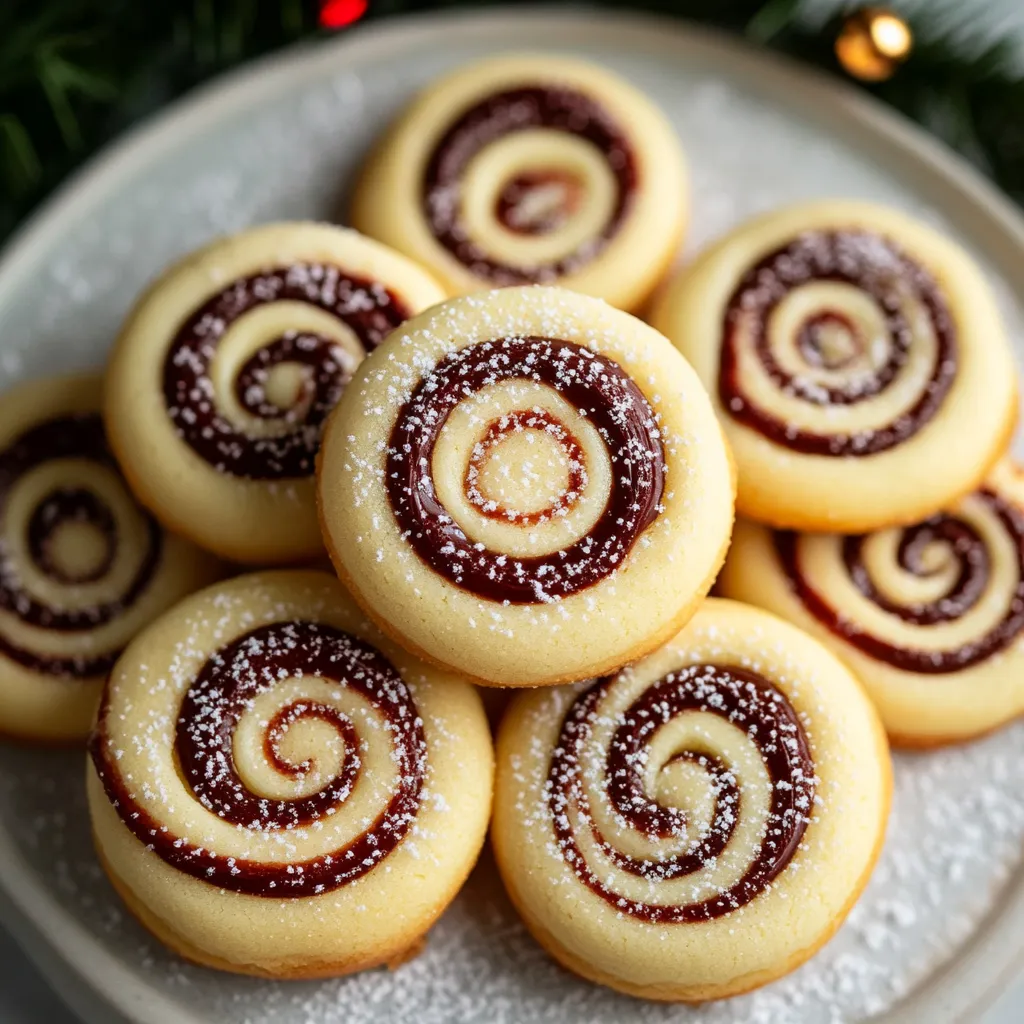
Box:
162 262 407 480
721 228 957 458
92 614 430 896
382 333 667 604
537 663 817 922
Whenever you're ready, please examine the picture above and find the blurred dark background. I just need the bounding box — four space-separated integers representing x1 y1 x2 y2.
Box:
2 0 1024 245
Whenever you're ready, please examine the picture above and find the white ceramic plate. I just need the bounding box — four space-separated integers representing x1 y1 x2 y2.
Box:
2 8 1024 1024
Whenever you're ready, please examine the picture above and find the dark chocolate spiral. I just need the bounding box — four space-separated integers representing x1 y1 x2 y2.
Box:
720 229 956 456
0 414 161 677
163 265 410 479
774 488 1024 673
549 664 815 921
90 622 426 897
423 86 636 283
386 336 665 604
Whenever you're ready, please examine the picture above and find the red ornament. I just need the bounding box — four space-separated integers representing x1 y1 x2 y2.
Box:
320 0 367 30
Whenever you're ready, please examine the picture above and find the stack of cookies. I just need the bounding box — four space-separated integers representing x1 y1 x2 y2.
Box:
1 51 1020 1004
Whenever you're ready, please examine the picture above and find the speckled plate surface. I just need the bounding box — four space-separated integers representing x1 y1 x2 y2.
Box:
2 8 1024 1024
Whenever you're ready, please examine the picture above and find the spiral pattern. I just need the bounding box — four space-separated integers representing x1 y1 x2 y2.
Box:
463 409 588 526
386 335 665 604
163 265 410 479
90 620 426 897
719 229 956 457
547 663 816 921
422 86 635 284
0 413 161 677
774 488 1024 674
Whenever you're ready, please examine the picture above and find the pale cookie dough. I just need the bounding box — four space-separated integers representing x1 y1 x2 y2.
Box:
0 375 219 742
492 598 891 1001
105 222 445 563
652 200 1018 531
720 461 1024 747
87 570 493 978
317 286 735 687
352 54 687 312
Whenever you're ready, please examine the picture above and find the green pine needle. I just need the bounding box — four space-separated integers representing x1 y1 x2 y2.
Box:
0 114 41 193
745 0 802 44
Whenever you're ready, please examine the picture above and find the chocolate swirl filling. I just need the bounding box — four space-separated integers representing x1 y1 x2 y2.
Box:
163 265 410 479
549 665 815 922
386 336 665 604
774 490 1024 672
0 414 161 677
90 622 426 897
423 86 636 282
719 229 957 456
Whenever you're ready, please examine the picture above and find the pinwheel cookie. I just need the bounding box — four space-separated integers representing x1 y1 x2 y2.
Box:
317 286 734 687
652 200 1018 531
352 54 687 311
88 570 493 977
492 598 891 1001
721 461 1024 746
104 222 445 564
0 375 219 743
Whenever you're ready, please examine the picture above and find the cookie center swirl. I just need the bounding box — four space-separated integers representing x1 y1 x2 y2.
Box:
0 414 162 677
386 337 665 604
163 265 410 480
719 229 957 456
549 665 815 922
846 517 989 624
28 489 116 585
775 490 1024 672
89 622 427 897
797 312 862 370
423 86 636 282
463 409 587 525
495 170 584 235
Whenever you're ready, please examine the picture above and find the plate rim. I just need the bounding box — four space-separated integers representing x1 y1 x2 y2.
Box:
1 7 1023 1023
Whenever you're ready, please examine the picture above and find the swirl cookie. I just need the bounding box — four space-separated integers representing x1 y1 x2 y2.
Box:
0 376 219 743
351 55 687 311
318 286 734 687
720 462 1024 747
492 598 890 1001
87 570 493 978
652 200 1018 531
105 223 445 564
